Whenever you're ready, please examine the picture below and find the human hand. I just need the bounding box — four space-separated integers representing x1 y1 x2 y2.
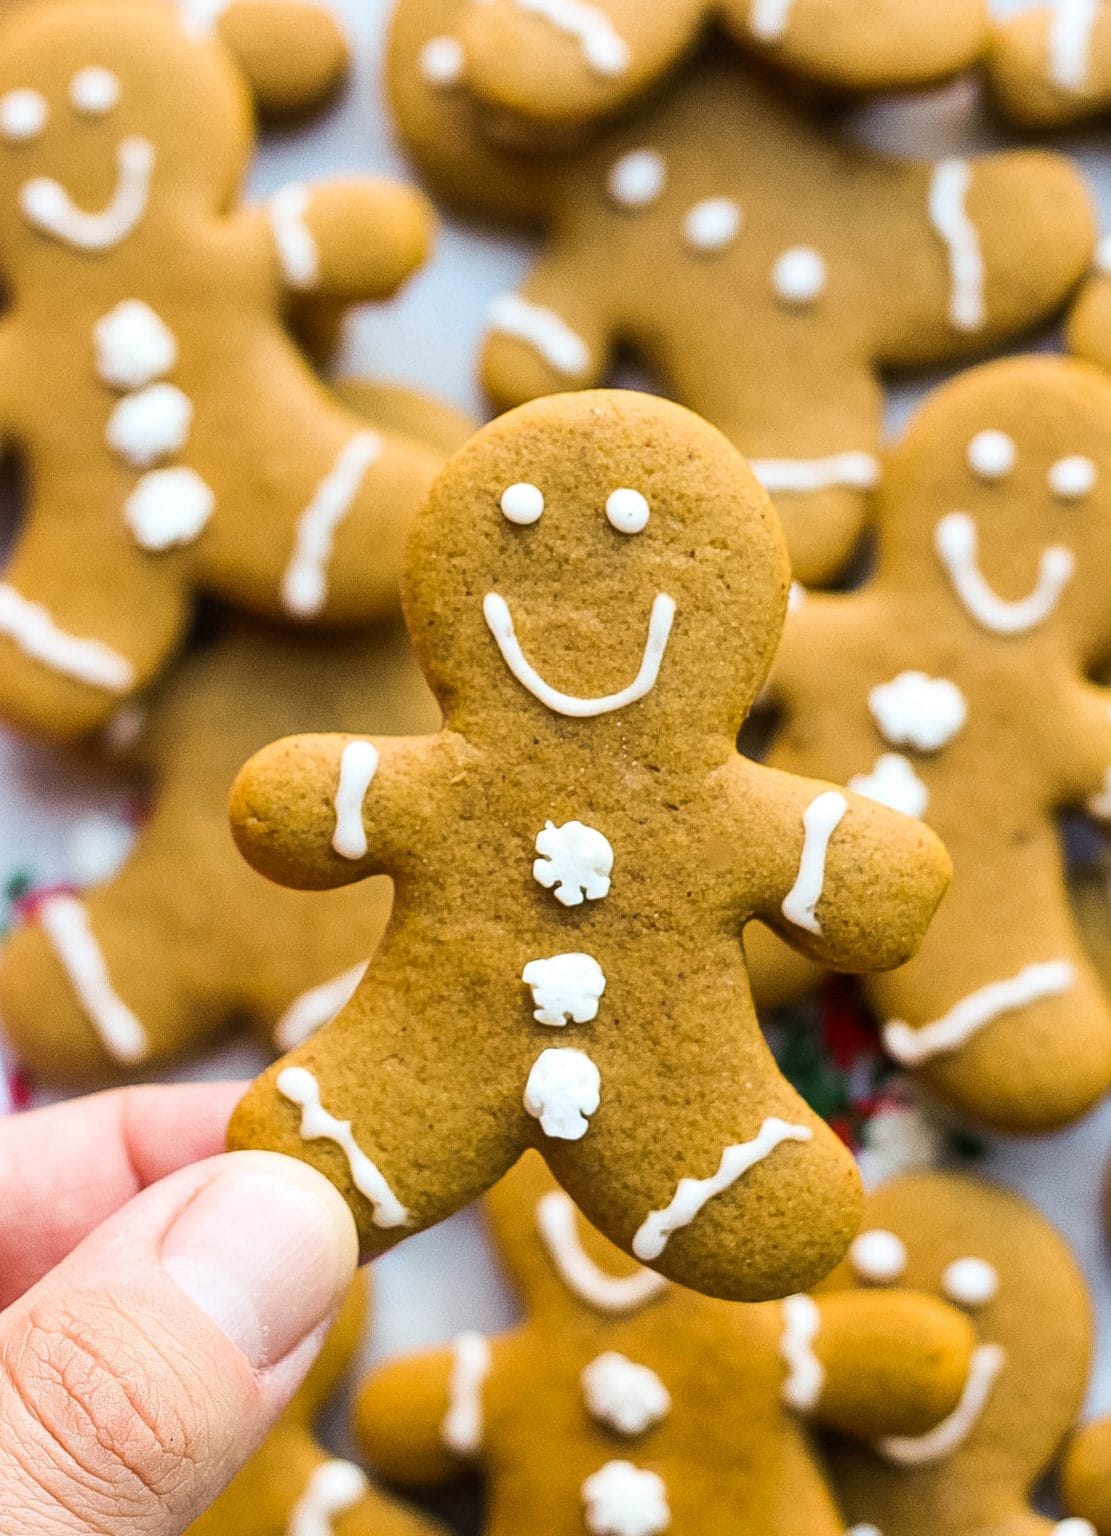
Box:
0 1082 358 1535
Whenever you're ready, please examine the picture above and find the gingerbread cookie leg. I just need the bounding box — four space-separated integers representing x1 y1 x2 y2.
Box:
354 1341 497 1491
212 0 350 120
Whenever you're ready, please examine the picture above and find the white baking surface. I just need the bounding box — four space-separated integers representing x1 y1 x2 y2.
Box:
2 0 1111 1518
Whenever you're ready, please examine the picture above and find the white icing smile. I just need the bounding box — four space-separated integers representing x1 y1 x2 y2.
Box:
21 134 154 251
935 512 1074 635
483 591 675 717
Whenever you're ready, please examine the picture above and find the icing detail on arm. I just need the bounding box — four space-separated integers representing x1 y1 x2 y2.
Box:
269 183 319 289
483 591 676 717
39 895 148 1063
0 583 135 691
781 790 847 936
107 382 192 469
607 150 666 210
524 1046 601 1139
633 1119 812 1262
124 466 215 551
779 1293 825 1413
749 0 796 40
877 1343 1006 1465
419 34 466 87
535 1191 668 1312
849 1228 907 1284
884 960 1076 1065
934 512 1074 634
507 0 631 77
274 962 368 1052
1097 233 1111 273
93 300 177 391
928 160 986 333
582 1461 670 1536
751 453 880 495
442 1332 492 1456
523 952 606 1025
582 1353 670 1437
276 1066 410 1228
22 136 154 251
488 293 591 379
1050 0 1100 90
868 671 967 753
180 0 232 35
848 755 929 819
332 740 379 860
282 430 382 617
941 1256 999 1309
1087 766 1111 819
288 1460 369 1536
682 197 741 254
533 819 613 905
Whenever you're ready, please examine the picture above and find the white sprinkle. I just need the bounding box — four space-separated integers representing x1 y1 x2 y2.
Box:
533 820 613 907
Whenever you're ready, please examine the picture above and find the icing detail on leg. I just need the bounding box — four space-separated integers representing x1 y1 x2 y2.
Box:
287 1459 370 1536
0 584 135 691
269 183 320 289
883 960 1076 1065
507 0 630 77
522 952 606 1024
273 962 368 1052
282 430 383 617
93 299 177 391
632 1118 813 1263
276 1066 410 1228
524 1046 601 1139
848 754 929 819
928 160 986 333
533 820 613 906
781 790 847 936
22 136 154 251
748 0 796 41
442 1331 491 1456
332 740 379 859
581 1352 670 1437
750 453 881 495
1049 0 1101 90
483 591 675 717
582 1460 670 1536
779 1293 825 1412
487 293 591 379
39 895 148 1063
535 1191 668 1312
935 512 1074 634
877 1343 1006 1465
124 466 215 551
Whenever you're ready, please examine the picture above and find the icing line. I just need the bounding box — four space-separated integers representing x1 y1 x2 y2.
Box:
39 895 149 1063
781 790 847 936
1049 0 1101 90
282 430 382 618
273 961 367 1052
442 1332 492 1456
276 1066 409 1228
751 453 881 495
488 293 591 378
0 583 135 691
270 183 320 289
884 960 1076 1065
22 136 154 251
749 0 796 41
509 0 631 77
877 1343 1006 1465
780 1293 825 1413
332 740 378 860
928 160 986 333
935 512 1074 635
288 1459 370 1536
535 1190 668 1312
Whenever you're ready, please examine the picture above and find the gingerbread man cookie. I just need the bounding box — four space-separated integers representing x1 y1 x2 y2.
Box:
456 0 989 133
820 1171 1093 1536
353 1153 977 1536
988 0 1111 129
226 390 952 1301
389 0 1095 587
188 1276 448 1536
0 0 440 743
746 357 1111 1133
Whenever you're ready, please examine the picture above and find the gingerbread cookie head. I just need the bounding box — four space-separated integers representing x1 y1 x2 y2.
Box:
820 1171 1093 1536
355 1154 979 1536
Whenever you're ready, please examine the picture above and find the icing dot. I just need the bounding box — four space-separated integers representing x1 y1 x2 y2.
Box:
70 66 119 116
941 1256 999 1309
771 246 827 307
93 300 177 392
501 482 544 525
1055 1522 1098 1536
607 149 666 210
419 34 465 87
605 488 649 535
124 466 215 551
1049 455 1097 500
849 1228 907 1284
682 197 741 254
106 382 192 469
0 89 47 142
967 429 1016 482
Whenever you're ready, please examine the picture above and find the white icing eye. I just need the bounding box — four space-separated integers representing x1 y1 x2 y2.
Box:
419 35 465 88
941 1256 999 1309
605 488 650 534
771 246 827 307
500 482 544 525
849 1228 907 1284
967 429 1016 482
607 149 666 210
70 66 120 116
1049 455 1097 500
682 197 741 254
0 89 47 142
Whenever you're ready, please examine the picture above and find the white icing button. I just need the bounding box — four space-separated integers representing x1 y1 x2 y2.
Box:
582 1461 670 1536
524 1047 601 1140
849 1228 907 1285
533 820 613 906
606 487 650 534
501 482 544 525
523 952 606 1026
1055 1522 1098 1536
868 671 967 754
941 1256 999 1309
106 382 192 469
0 88 47 142
93 300 177 391
581 1353 671 1437
682 197 741 254
70 66 120 116
419 34 466 87
124 466 215 551
967 429 1016 482
848 754 929 820
607 149 666 210
771 246 827 307
1049 455 1097 500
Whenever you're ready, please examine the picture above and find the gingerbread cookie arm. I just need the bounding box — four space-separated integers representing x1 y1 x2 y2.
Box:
1062 1416 1111 1535
1069 266 1111 371
1043 680 1111 816
212 0 350 120
988 3 1111 128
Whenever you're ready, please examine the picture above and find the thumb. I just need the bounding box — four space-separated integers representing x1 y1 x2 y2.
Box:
0 1149 357 1536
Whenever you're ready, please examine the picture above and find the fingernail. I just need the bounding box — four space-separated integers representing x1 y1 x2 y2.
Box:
161 1151 357 1370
